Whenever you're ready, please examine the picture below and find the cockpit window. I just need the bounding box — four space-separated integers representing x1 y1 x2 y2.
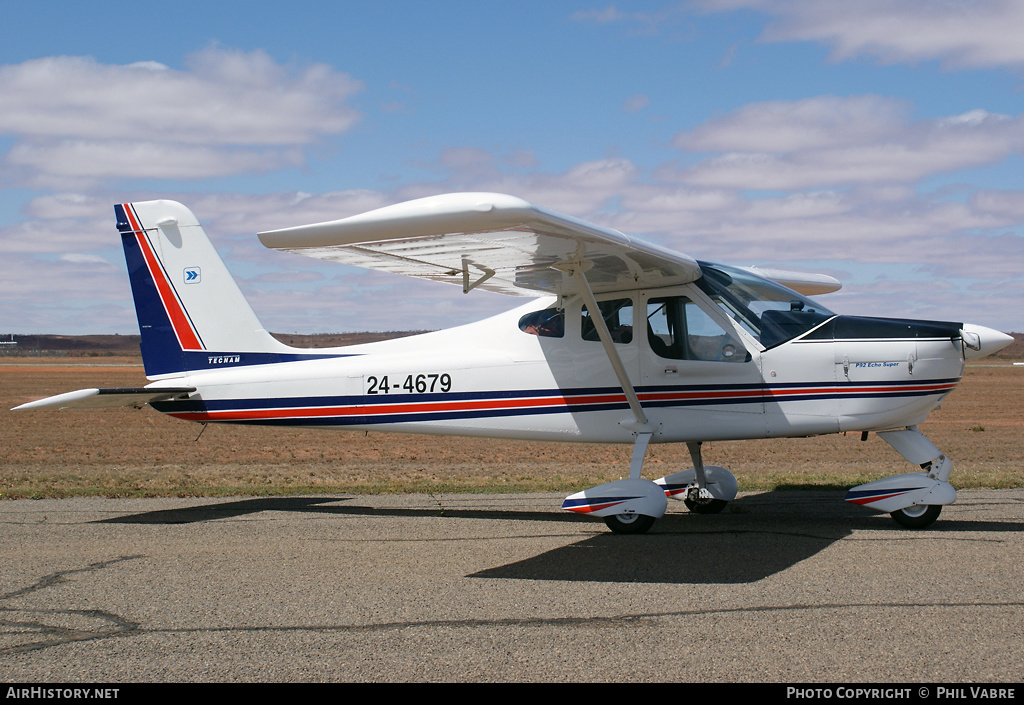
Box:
696 262 835 349
648 296 748 362
519 307 565 338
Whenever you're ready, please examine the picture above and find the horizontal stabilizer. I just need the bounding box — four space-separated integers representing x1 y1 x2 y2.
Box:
12 387 196 411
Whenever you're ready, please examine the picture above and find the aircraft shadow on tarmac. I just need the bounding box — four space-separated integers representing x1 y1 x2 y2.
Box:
95 493 1023 585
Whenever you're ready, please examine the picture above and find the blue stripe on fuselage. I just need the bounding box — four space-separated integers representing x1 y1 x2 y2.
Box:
150 377 957 426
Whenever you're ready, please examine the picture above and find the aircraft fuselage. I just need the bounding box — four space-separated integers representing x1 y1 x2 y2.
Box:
149 283 965 446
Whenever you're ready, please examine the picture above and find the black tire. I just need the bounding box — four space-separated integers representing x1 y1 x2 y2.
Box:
684 498 728 514
603 513 656 534
890 504 942 529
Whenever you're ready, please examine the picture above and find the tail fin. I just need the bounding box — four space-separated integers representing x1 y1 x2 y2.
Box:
116 200 292 378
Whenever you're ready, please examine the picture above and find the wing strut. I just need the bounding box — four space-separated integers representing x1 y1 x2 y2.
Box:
558 263 667 529
566 266 654 480
461 257 495 294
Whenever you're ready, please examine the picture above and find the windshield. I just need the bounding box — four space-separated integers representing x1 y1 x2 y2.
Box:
695 262 835 349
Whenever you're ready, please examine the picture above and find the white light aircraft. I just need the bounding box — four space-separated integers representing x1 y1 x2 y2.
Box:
15 193 1013 533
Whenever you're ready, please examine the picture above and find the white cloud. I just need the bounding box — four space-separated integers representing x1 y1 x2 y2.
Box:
58 253 113 265
971 189 1024 221
25 192 109 220
0 217 112 254
0 252 135 328
570 6 629 24
698 0 1024 70
665 96 1024 189
482 158 639 215
622 94 651 113
0 50 361 144
0 49 363 185
570 4 695 36
673 95 908 153
435 146 504 181
8 141 305 182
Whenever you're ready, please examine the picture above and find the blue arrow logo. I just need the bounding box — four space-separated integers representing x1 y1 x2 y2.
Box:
184 267 201 284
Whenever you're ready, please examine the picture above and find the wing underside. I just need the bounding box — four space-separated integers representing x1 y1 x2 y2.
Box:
258 193 704 297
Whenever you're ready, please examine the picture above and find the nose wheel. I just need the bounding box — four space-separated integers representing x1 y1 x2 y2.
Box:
683 492 729 514
655 442 738 515
890 504 942 529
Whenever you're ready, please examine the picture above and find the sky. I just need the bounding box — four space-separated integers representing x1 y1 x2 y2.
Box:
1 0 1022 336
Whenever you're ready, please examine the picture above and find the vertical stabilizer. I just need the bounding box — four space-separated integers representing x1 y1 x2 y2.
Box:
116 200 291 378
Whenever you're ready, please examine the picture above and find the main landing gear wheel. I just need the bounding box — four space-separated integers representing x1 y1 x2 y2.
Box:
890 504 942 529
684 497 728 514
603 513 656 535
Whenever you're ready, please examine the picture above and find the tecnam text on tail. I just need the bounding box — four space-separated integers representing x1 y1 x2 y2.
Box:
15 194 1013 533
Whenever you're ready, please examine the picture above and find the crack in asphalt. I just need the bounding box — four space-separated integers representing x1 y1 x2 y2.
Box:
1 556 143 654
6 595 1023 656
4 554 1022 655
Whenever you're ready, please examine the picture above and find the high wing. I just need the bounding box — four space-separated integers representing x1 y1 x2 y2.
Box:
257 192 704 297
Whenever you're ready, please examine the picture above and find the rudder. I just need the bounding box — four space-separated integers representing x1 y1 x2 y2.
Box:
116 200 291 378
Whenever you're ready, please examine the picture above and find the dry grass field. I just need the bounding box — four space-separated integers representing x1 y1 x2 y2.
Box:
1 359 1021 498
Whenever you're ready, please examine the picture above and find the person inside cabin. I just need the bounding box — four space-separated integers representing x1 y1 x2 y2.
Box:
519 308 565 338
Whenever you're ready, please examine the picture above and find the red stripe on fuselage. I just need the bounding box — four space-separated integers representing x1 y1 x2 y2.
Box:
763 382 958 399
160 380 955 425
164 392 626 422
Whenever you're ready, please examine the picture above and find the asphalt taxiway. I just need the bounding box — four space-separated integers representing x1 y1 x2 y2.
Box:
2 490 1022 682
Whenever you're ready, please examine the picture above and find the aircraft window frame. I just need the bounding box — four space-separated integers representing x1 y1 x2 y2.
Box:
581 297 634 345
663 283 764 355
646 295 749 363
695 262 835 350
518 306 565 338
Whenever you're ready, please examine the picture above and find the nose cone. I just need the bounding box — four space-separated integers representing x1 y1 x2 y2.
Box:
961 323 1014 360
